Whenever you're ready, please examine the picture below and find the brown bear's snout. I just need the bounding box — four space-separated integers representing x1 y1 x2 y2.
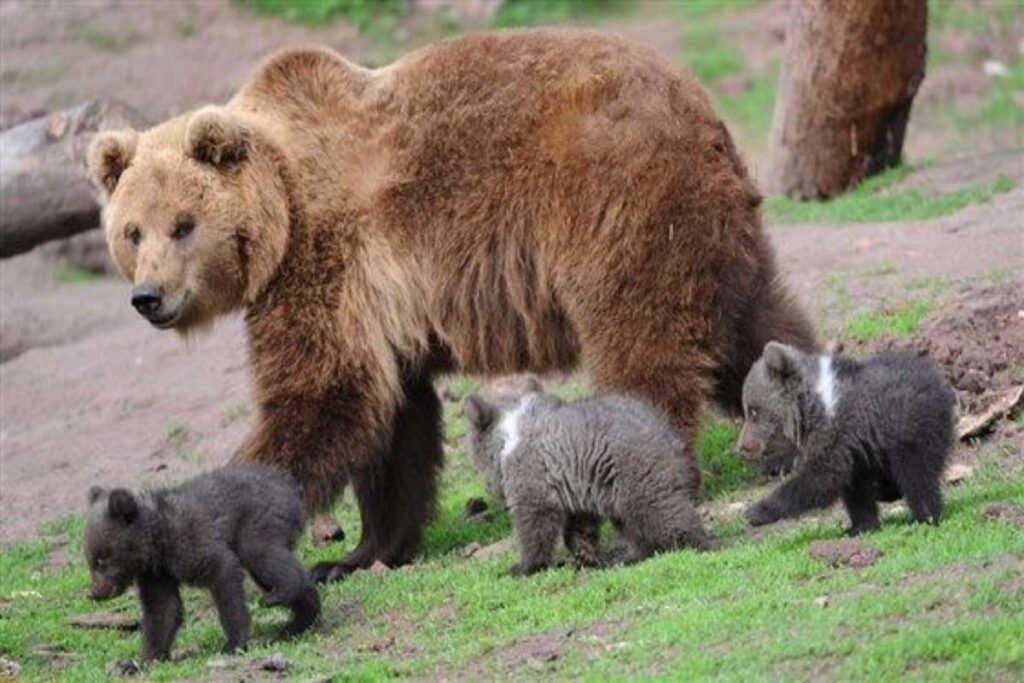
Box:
130 282 163 319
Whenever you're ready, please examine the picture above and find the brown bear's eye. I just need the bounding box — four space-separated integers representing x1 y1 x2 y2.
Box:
172 215 195 241
125 225 141 248
748 408 759 421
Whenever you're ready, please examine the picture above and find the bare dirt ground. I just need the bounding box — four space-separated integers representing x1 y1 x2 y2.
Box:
1 1 1022 545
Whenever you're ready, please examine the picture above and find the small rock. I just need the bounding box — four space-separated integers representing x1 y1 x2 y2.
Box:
983 60 1009 78
310 514 345 547
369 560 390 575
462 497 490 520
808 538 881 570
461 541 483 558
105 659 140 676
258 653 290 672
69 611 140 631
470 537 514 560
944 463 974 484
0 655 22 677
814 595 830 608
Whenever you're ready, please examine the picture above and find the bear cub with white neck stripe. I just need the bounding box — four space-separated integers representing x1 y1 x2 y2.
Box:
465 379 708 575
739 342 955 535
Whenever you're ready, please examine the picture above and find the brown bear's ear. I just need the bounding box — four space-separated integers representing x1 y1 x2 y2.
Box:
464 395 497 430
763 341 798 380
107 489 139 525
87 486 106 505
186 106 249 168
87 130 139 195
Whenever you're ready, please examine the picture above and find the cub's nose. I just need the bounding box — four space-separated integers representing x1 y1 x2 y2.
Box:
130 283 163 317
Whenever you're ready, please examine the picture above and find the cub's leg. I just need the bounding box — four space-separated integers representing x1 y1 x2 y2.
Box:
137 575 184 662
842 477 881 536
209 556 251 653
241 544 320 637
509 504 566 576
894 460 944 525
746 456 852 526
564 513 602 568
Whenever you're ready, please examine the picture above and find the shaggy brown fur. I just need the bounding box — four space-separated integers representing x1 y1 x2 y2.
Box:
88 29 814 580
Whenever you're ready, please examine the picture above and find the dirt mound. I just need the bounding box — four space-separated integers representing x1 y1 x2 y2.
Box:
866 284 1024 415
808 539 881 570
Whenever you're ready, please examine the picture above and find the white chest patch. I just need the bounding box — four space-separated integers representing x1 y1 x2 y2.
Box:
498 394 535 463
816 355 839 417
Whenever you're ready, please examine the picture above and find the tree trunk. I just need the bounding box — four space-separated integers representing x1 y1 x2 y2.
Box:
0 100 147 258
769 0 927 199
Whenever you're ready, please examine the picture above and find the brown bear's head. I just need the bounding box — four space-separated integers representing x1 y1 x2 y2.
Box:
88 106 290 333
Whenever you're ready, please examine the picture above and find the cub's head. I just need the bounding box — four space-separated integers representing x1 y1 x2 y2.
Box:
463 376 544 499
88 106 290 333
84 486 154 600
738 341 812 461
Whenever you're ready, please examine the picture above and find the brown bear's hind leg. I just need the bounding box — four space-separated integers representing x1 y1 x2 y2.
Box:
311 374 443 583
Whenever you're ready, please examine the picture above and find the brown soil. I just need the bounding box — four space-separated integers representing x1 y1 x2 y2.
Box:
865 284 1024 415
983 502 1024 529
808 539 882 570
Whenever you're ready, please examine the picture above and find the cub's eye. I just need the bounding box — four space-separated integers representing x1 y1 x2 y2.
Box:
748 408 759 421
125 225 141 248
172 215 195 240
93 558 106 571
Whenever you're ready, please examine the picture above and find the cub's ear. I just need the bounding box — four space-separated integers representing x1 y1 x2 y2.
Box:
87 130 139 195
464 395 497 430
87 486 106 506
763 341 799 380
186 106 249 168
107 489 139 524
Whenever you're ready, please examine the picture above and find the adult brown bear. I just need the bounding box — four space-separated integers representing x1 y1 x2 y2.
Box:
88 29 815 581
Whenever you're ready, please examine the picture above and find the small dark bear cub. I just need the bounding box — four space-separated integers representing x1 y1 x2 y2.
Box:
465 378 708 576
738 342 956 535
84 464 320 662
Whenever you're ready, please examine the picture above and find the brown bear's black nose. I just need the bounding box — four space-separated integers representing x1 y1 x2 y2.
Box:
131 283 162 316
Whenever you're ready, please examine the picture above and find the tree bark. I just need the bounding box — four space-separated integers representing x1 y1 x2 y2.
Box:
0 100 147 258
769 0 927 199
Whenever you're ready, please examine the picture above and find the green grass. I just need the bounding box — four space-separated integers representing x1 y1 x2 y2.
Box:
694 416 755 498
846 299 933 342
54 263 102 284
492 0 626 28
766 167 1016 225
2 451 1021 681
680 23 743 84
238 0 405 35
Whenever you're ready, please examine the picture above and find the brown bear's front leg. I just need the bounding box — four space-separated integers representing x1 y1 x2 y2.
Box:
315 373 444 582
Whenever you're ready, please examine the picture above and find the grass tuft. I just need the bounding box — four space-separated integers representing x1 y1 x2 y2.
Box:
694 416 755 498
846 299 932 342
766 168 1016 225
54 263 102 284
492 0 626 27
238 0 405 35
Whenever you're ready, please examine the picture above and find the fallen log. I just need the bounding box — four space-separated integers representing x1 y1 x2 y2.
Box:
0 100 147 258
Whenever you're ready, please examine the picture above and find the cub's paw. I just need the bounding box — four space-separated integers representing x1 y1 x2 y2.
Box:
744 502 777 527
220 641 247 656
310 561 351 584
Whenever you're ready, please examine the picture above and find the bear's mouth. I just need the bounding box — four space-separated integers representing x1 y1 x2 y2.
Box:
146 292 190 329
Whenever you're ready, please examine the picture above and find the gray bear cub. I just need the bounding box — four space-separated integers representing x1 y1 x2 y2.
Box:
738 342 956 535
84 464 320 661
465 378 708 575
